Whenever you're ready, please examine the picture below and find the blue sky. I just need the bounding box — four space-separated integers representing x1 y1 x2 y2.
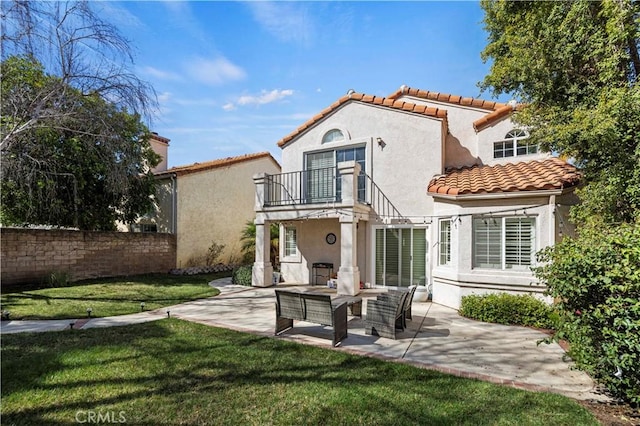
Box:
105 1 506 168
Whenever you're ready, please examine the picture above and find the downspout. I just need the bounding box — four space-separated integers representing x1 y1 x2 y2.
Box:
171 173 177 234
549 194 556 246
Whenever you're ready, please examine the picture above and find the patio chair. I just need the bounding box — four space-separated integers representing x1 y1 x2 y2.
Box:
375 285 417 330
364 290 408 340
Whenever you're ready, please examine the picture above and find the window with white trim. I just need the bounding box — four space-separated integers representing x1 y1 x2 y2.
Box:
473 217 535 270
284 226 297 257
493 129 537 158
439 219 451 265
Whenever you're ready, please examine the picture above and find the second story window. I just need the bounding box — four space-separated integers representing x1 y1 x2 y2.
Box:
493 129 537 158
322 129 345 144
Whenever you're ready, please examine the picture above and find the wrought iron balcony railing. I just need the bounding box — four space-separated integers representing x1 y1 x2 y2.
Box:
262 168 403 220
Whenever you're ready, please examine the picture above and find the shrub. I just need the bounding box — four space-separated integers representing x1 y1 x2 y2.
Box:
45 271 71 287
205 242 225 266
459 293 557 329
232 265 253 286
535 224 640 404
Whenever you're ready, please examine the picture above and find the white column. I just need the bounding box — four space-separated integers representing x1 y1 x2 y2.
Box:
337 161 360 206
253 172 267 211
252 216 273 287
337 216 360 295
337 161 361 296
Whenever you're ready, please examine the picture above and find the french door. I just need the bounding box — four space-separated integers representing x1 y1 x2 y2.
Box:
375 227 428 287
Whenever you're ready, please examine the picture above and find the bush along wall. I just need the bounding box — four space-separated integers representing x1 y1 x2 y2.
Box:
535 224 640 405
459 293 557 330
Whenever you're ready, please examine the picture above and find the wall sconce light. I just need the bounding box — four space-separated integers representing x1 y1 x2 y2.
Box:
86 307 92 318
376 137 386 149
140 301 145 311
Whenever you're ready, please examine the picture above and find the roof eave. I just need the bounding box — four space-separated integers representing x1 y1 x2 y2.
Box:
429 187 577 201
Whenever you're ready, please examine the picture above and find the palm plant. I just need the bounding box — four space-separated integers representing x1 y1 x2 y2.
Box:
240 220 279 267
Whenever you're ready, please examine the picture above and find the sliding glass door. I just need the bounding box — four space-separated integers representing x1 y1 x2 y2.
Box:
375 227 428 287
305 146 366 203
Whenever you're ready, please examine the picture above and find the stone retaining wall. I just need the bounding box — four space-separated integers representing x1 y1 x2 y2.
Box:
1 228 176 287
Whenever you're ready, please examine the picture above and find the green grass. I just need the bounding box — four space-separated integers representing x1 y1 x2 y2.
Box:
1 319 598 426
0 273 225 319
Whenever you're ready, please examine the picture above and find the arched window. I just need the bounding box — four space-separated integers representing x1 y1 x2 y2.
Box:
322 129 345 144
493 129 537 158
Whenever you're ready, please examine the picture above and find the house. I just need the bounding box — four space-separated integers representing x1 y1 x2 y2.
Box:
252 85 580 309
139 151 281 267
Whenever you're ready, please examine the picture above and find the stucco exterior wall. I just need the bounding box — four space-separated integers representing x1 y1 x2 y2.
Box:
396 95 550 168
279 218 369 285
280 102 444 218
175 157 280 267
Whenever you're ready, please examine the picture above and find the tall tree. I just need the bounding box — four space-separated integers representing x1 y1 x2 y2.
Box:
480 0 640 225
0 1 159 230
1 0 156 146
1 56 160 230
481 1 640 403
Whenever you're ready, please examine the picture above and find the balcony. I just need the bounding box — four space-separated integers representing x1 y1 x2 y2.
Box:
255 164 403 220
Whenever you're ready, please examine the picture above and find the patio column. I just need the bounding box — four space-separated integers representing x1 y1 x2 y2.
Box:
337 216 360 296
337 161 361 296
252 216 273 287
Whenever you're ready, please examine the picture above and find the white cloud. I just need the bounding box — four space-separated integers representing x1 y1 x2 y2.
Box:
224 89 294 111
238 89 294 106
185 56 247 86
140 66 182 82
247 2 314 45
157 91 172 103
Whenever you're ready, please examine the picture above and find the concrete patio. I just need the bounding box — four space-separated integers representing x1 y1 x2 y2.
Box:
0 277 607 403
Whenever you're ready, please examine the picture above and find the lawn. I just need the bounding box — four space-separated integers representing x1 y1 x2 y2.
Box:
1 319 598 426
0 273 225 320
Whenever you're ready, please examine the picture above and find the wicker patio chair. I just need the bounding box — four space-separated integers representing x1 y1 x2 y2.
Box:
364 290 408 340
375 285 417 330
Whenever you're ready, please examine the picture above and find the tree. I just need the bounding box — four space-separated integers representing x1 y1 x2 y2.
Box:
1 1 156 147
0 1 159 230
480 0 640 403
480 0 640 225
1 56 160 230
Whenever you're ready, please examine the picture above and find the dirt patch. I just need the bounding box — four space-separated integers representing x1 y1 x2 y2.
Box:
579 399 640 425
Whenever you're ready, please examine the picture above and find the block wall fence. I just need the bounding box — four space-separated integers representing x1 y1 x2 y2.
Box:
1 228 176 287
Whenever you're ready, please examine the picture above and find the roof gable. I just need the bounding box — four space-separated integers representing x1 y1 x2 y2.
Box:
155 152 280 178
388 86 507 111
277 92 448 148
427 158 580 196
388 86 520 131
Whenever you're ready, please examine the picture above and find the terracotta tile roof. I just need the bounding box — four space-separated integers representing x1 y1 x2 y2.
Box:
427 158 580 196
277 92 448 148
472 104 516 131
388 85 521 131
388 86 508 111
155 152 280 177
149 132 170 144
